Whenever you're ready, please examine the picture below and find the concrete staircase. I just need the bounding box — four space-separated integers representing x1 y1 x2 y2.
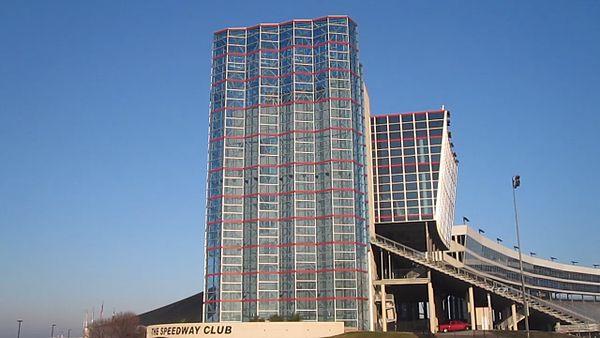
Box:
556 323 600 334
495 309 525 330
372 234 597 326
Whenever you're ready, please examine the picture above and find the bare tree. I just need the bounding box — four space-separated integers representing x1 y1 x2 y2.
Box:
88 312 144 338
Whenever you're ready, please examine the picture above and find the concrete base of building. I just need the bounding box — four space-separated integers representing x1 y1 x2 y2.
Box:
146 322 345 338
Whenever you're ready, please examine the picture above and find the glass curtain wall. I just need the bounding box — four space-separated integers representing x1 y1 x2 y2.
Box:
369 110 457 250
205 16 369 329
370 111 446 223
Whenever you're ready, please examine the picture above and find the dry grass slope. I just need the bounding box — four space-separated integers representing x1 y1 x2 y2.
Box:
330 332 421 338
330 331 575 338
494 331 575 338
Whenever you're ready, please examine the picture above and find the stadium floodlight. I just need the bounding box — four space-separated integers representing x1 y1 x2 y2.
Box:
512 175 529 338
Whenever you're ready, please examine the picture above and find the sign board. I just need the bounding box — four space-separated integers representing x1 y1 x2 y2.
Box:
146 322 344 338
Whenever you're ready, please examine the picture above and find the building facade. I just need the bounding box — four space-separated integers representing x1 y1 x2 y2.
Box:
204 16 370 329
202 15 598 334
369 110 458 251
450 225 600 303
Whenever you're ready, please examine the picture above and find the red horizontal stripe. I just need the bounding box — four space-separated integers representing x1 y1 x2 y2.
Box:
374 135 442 143
206 214 365 226
375 161 440 169
211 97 360 114
213 41 357 60
207 240 368 251
208 187 364 200
371 110 445 119
213 16 357 35
212 67 359 86
210 127 363 143
206 268 367 277
209 159 363 173
377 214 434 220
205 296 368 304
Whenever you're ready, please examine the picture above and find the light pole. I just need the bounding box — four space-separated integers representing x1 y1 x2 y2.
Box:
512 175 530 338
17 320 23 338
51 324 56 338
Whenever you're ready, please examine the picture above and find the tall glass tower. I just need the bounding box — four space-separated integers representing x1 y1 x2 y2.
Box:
204 16 370 329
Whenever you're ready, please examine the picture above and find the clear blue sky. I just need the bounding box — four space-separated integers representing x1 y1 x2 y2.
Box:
1 1 599 337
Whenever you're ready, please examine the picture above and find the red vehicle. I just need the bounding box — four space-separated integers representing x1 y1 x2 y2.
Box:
439 320 471 332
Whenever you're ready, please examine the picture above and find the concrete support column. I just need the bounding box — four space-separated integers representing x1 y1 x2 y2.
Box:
425 225 431 260
467 286 476 329
511 303 518 331
381 285 387 332
487 293 493 330
380 249 385 279
428 281 438 334
367 250 376 332
388 252 392 279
